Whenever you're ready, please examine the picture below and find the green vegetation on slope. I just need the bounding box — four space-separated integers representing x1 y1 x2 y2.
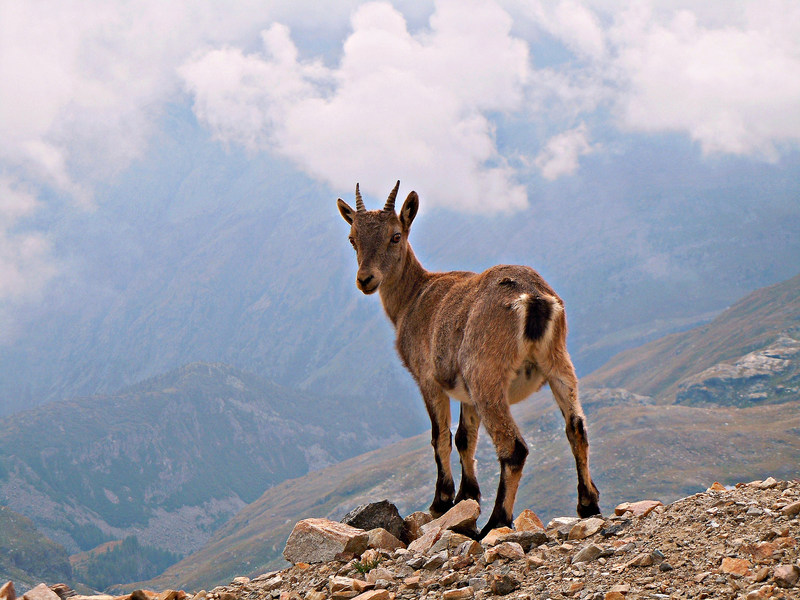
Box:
0 362 418 556
73 536 181 592
0 506 72 589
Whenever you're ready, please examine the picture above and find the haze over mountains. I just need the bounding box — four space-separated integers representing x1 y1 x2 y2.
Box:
2 108 799 420
2 1 800 593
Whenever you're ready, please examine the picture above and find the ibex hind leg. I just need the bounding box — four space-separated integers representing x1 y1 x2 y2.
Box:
544 355 601 517
470 380 529 538
422 386 456 517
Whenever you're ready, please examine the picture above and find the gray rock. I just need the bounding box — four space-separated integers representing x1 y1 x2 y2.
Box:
572 544 602 563
675 336 800 406
283 518 369 564
468 578 487 591
491 529 549 551
490 574 519 596
422 550 448 570
342 500 406 542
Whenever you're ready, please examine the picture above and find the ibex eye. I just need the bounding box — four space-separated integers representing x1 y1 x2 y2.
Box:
349 237 356 248
391 233 402 243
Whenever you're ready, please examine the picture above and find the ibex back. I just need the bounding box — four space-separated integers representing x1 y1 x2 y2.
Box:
337 181 600 536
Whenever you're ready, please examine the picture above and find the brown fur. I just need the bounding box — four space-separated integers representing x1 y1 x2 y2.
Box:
337 182 600 536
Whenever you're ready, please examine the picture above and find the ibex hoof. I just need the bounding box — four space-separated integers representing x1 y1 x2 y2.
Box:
577 501 601 518
429 498 455 518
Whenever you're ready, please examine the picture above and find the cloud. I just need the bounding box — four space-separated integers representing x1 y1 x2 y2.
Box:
610 4 800 158
0 176 55 302
535 123 595 180
181 0 531 212
0 0 274 198
519 1 800 159
0 0 272 301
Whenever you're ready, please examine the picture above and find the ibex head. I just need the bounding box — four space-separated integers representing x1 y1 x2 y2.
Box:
337 180 419 294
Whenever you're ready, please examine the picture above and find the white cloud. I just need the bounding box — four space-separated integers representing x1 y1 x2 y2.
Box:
521 0 607 60
0 0 272 301
181 0 531 212
0 176 55 301
0 0 275 199
515 1 800 159
2 0 798 234
609 4 800 158
534 123 595 180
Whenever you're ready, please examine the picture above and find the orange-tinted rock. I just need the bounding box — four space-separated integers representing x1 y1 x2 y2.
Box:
484 541 525 563
421 500 480 535
403 511 433 542
367 527 405 551
614 500 663 517
743 541 777 561
568 517 605 540
513 509 544 531
0 582 15 600
481 527 514 547
721 557 751 577
22 586 59 600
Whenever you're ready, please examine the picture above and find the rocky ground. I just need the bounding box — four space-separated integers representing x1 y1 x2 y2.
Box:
4 478 799 600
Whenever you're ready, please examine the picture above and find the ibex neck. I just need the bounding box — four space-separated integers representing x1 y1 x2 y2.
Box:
379 245 429 326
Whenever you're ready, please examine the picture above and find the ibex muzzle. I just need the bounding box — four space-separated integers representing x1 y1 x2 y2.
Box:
337 181 600 537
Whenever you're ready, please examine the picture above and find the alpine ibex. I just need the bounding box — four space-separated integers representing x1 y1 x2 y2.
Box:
337 181 600 536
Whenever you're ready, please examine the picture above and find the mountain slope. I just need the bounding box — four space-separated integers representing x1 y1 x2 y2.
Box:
0 363 418 556
0 506 72 590
147 395 800 591
146 272 800 590
581 272 800 400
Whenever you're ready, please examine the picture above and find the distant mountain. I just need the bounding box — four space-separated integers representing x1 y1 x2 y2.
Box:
582 272 800 401
1 113 799 420
0 363 419 557
146 272 800 590
0 506 72 590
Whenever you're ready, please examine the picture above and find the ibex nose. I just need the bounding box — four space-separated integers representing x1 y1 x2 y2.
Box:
357 274 374 288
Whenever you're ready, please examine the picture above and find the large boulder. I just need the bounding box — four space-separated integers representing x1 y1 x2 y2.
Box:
283 518 369 564
341 500 406 542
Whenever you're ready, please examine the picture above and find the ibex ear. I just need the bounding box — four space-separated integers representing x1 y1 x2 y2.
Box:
337 198 355 224
400 191 418 231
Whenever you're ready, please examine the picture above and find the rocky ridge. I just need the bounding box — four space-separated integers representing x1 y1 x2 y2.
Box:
676 336 800 406
7 478 798 600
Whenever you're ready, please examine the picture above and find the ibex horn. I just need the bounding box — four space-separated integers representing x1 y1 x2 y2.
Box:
355 183 365 212
384 180 400 212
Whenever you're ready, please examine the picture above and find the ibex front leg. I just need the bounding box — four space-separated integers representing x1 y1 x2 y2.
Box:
423 386 455 516
454 403 481 504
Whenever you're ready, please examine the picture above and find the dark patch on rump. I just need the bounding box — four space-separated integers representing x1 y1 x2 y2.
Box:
524 296 552 341
437 373 457 391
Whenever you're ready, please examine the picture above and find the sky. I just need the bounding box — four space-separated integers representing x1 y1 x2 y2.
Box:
1 0 800 309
